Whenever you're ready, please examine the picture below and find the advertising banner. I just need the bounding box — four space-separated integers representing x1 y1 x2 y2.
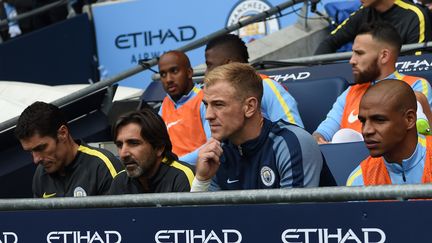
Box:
261 53 432 85
91 0 340 88
0 200 430 242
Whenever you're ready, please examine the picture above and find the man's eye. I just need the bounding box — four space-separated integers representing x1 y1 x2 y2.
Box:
129 140 141 146
33 144 47 152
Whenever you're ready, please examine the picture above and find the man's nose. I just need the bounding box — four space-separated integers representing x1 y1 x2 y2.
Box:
362 121 374 136
349 55 356 65
118 145 130 160
32 152 42 165
205 105 215 120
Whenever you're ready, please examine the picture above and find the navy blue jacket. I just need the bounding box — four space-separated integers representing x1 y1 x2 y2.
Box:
211 119 323 190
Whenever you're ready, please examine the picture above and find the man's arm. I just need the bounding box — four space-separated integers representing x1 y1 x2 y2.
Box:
404 5 431 44
415 91 432 128
275 125 323 188
314 88 350 143
261 78 304 127
173 163 195 192
93 150 123 195
312 132 329 144
346 165 364 186
174 100 212 165
190 138 223 192
106 171 125 195
411 77 432 107
315 7 364 54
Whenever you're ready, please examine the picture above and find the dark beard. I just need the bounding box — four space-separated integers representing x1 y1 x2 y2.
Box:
354 62 381 84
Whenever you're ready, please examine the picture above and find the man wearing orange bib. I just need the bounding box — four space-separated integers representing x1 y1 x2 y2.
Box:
313 21 432 144
347 79 432 186
158 51 210 165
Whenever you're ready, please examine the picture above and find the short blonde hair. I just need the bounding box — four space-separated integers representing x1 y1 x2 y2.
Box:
204 63 263 103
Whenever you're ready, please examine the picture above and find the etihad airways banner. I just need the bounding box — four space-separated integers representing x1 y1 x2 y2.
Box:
0 200 430 242
261 53 432 84
91 0 340 88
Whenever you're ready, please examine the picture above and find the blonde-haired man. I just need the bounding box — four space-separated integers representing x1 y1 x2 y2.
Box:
191 63 323 191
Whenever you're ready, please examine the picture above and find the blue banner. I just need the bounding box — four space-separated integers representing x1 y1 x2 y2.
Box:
0 200 429 242
261 53 432 85
91 0 343 88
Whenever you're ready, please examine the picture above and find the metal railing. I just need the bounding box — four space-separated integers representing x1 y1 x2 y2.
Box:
0 0 69 29
0 184 431 211
0 0 305 133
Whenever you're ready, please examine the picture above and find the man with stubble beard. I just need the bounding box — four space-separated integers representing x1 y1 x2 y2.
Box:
108 109 194 194
313 21 432 144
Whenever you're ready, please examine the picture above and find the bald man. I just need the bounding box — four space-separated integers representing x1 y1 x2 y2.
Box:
347 79 432 186
158 50 210 165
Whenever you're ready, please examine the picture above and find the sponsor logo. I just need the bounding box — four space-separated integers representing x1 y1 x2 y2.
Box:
115 25 196 49
269 72 311 82
281 228 386 243
47 231 121 243
227 178 240 184
73 187 87 197
226 0 280 43
166 119 183 129
0 232 18 243
155 229 242 243
260 166 275 187
395 59 432 73
43 192 56 198
348 110 358 124
114 25 197 65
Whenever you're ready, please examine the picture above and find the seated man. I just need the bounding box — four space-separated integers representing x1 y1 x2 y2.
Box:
205 34 304 127
15 101 123 198
158 50 210 165
347 79 432 186
315 0 431 54
191 63 322 191
313 21 432 144
109 109 194 194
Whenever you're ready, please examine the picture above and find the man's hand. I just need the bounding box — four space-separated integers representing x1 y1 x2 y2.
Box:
312 132 329 144
196 138 223 181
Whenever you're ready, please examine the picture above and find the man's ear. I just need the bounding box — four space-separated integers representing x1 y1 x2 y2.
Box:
244 97 259 118
57 125 69 142
379 48 390 64
156 146 165 158
405 109 417 130
187 67 193 79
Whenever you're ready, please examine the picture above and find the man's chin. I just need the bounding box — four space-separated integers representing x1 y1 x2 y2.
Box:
43 164 56 173
211 133 225 141
126 167 144 178
369 151 383 158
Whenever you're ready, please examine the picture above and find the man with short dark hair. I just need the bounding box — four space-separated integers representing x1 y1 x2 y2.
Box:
315 0 431 54
313 21 432 144
109 109 194 194
346 79 432 186
158 50 210 165
205 34 304 127
191 63 322 191
15 101 123 198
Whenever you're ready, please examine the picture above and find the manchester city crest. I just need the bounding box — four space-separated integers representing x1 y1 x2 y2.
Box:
260 166 275 186
226 0 280 43
73 186 87 197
